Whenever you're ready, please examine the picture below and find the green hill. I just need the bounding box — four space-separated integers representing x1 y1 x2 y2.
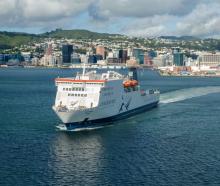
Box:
0 31 40 49
0 29 122 49
42 29 121 39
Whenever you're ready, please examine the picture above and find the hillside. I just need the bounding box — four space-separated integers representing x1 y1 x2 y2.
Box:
0 31 40 49
42 29 121 39
0 29 122 49
159 36 200 41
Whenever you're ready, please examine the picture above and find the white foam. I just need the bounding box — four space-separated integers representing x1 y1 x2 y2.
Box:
56 124 113 132
160 86 220 104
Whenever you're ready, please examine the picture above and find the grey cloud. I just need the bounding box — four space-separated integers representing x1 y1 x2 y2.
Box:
176 3 220 37
92 0 202 19
123 2 220 38
88 3 109 21
0 0 219 38
124 15 177 37
0 0 94 28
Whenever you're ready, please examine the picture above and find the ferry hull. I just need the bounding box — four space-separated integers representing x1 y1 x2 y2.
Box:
59 101 159 131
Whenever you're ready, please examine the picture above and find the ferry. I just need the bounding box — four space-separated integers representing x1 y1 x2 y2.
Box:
53 67 160 131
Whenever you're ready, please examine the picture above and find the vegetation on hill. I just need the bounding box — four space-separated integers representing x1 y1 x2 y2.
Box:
42 29 121 39
0 29 122 50
0 29 220 52
0 31 40 49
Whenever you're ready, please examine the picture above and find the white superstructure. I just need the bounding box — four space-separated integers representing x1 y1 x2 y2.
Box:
53 69 160 130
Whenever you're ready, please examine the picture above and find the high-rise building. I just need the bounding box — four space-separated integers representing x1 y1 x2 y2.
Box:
133 48 144 64
96 46 105 59
46 43 52 56
62 45 73 64
119 49 128 63
172 47 185 66
173 53 184 66
172 47 181 54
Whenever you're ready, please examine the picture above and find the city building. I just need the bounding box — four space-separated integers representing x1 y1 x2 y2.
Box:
96 45 106 59
148 50 157 59
107 58 119 64
144 54 153 66
71 53 81 64
133 48 144 64
199 52 220 67
21 52 31 63
88 55 97 64
62 44 73 64
119 49 128 63
173 52 184 66
172 48 185 66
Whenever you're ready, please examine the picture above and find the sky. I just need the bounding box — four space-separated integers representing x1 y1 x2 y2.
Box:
0 0 220 38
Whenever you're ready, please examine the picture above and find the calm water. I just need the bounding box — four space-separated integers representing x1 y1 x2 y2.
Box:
1 68 220 186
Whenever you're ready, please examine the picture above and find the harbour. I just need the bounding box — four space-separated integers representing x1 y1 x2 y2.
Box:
1 67 220 185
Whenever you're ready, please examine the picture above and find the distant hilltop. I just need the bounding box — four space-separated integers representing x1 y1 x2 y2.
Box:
42 29 122 39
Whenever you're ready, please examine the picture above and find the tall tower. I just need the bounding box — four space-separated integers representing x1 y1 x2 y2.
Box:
62 44 73 64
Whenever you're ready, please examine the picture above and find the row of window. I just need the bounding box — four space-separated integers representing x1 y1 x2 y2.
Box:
58 82 104 85
63 87 85 91
68 93 88 97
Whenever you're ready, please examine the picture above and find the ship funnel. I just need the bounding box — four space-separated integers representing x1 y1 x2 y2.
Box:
128 67 138 81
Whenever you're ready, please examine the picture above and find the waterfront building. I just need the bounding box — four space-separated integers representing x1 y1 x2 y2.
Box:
173 52 184 66
133 48 144 64
127 48 133 57
148 50 157 59
107 58 119 64
62 44 73 64
119 49 128 63
152 53 173 67
0 54 5 64
199 52 220 67
126 58 138 67
71 53 81 64
21 52 31 63
96 45 106 59
88 55 97 64
144 54 153 66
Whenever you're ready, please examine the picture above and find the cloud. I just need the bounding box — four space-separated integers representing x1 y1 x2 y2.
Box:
0 0 94 29
0 0 219 38
90 0 202 19
176 3 220 37
121 1 220 38
123 15 177 37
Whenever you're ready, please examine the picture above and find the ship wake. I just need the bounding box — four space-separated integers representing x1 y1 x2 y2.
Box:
160 86 220 104
56 123 113 132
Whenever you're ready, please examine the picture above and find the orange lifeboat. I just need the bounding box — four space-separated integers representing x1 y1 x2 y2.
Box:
130 80 138 86
123 80 131 87
123 80 138 87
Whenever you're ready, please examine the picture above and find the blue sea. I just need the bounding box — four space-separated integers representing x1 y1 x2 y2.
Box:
1 67 220 186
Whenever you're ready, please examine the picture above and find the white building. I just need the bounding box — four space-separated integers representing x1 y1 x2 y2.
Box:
198 52 220 67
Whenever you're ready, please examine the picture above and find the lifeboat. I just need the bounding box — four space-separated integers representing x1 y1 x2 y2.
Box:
130 80 138 86
123 80 138 87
